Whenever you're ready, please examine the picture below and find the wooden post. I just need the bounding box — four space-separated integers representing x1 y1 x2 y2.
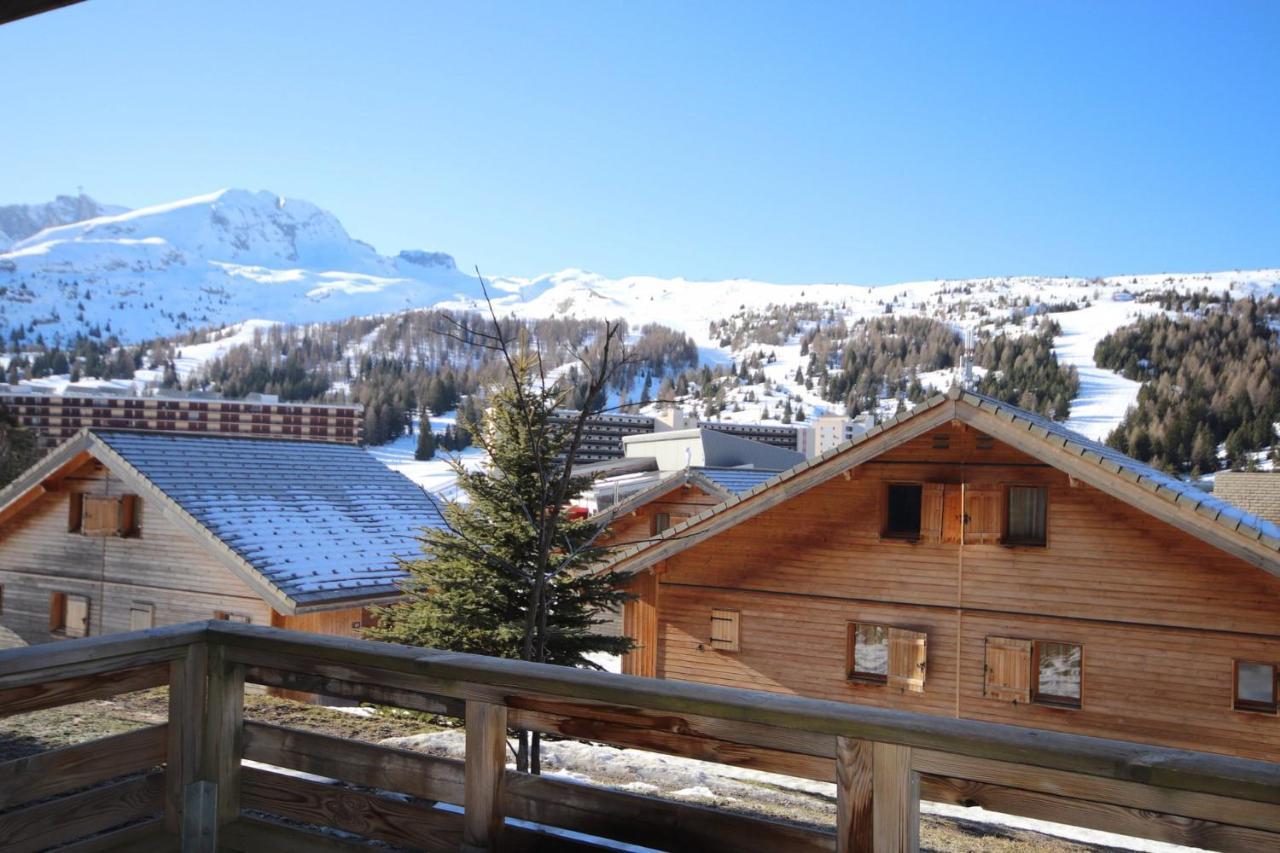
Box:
837 737 873 853
165 642 207 836
462 700 508 852
872 742 919 853
204 643 245 823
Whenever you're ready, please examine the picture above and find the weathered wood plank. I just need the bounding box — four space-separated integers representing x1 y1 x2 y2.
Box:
55 817 173 852
464 700 508 852
836 737 873 853
200 643 244 825
166 642 206 833
0 770 165 853
913 748 1280 833
0 620 205 684
0 723 165 810
221 815 379 852
242 721 466 804
510 707 835 781
0 661 168 718
243 662 462 717
240 766 463 852
921 774 1280 853
872 743 917 853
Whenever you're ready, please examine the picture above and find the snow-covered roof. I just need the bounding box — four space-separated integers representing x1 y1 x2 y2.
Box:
692 467 781 495
606 387 1280 578
90 431 444 607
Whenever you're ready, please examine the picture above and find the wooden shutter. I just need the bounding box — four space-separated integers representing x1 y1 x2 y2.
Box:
919 484 945 543
64 594 90 638
887 628 927 693
710 608 740 652
941 484 964 544
82 496 118 536
964 485 1002 544
129 603 155 632
985 636 1031 703
118 495 140 537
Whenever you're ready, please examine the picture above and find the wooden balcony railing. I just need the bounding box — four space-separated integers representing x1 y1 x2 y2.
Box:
2 620 1280 851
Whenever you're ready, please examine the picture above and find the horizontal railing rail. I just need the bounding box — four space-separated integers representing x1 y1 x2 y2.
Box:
1 620 1279 851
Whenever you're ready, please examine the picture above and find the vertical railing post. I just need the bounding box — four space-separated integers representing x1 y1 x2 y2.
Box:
165 642 207 839
462 700 508 852
836 736 873 853
201 643 246 826
872 742 919 853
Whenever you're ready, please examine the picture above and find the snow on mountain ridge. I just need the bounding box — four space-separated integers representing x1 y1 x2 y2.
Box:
0 189 476 341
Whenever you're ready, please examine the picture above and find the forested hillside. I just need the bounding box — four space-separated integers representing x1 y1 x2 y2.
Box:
1098 293 1280 474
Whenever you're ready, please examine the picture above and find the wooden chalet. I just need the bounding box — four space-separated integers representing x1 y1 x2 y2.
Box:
606 386 1280 763
0 429 445 648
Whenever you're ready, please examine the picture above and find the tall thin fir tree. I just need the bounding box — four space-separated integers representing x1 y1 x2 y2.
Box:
369 271 633 774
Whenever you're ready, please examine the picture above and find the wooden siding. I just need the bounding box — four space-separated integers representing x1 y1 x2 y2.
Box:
603 483 722 550
641 423 1280 762
271 607 372 638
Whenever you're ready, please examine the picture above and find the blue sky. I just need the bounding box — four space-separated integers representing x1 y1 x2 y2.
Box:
3 1 1277 283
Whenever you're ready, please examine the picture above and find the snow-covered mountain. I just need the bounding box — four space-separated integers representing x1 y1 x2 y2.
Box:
0 189 481 340
0 194 127 251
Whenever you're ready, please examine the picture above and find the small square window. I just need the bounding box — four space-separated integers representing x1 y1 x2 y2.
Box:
215 611 251 624
709 609 739 651
884 484 922 539
847 623 889 683
1033 640 1081 708
653 513 671 534
1234 661 1278 714
1006 486 1047 546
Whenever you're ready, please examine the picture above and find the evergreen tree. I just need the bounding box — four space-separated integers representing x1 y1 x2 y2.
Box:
0 405 38 488
414 424 436 461
368 291 632 774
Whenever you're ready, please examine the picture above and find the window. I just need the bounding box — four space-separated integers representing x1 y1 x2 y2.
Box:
1234 661 1278 714
847 623 928 691
986 636 1082 708
709 608 739 651
50 592 90 638
652 513 687 535
129 603 155 632
215 611 251 624
73 494 141 538
1033 641 1082 708
848 623 888 682
884 484 922 539
1006 486 1047 546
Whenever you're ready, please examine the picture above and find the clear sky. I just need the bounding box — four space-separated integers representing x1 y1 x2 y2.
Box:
3 1 1277 283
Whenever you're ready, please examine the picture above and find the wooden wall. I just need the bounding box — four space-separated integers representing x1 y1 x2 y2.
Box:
603 483 722 551
640 422 1280 761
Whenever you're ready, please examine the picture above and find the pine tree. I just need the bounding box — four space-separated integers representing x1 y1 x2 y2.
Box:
368 286 632 774
0 405 38 489
414 424 436 461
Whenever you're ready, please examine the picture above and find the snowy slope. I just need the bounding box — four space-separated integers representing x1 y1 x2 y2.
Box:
0 189 481 340
444 267 1280 439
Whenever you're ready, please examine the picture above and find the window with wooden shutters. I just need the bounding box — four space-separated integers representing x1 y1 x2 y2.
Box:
964 485 1002 544
129 603 155 632
984 636 1031 703
709 608 739 652
847 623 889 682
652 513 671 535
887 628 928 693
1033 640 1082 707
1006 486 1047 546
81 496 118 536
1234 661 1278 714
